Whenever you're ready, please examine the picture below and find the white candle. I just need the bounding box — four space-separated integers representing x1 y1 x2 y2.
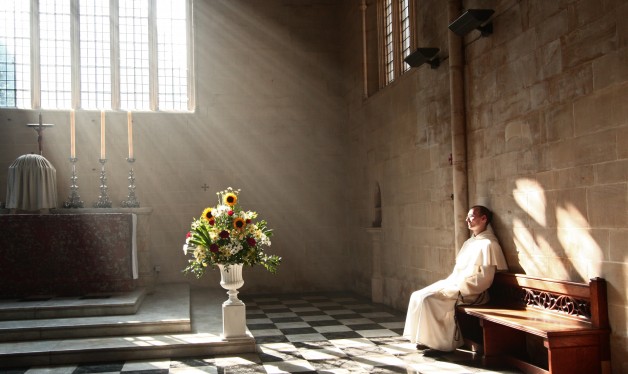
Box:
127 111 133 159
100 110 106 159
70 110 76 158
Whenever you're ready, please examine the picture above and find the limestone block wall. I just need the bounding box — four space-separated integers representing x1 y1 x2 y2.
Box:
342 0 456 309
342 0 627 372
465 2 628 371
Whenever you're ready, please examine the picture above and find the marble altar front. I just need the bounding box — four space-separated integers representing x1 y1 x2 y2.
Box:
0 210 151 297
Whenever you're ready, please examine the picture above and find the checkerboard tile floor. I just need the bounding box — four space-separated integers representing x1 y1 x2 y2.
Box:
3 293 521 373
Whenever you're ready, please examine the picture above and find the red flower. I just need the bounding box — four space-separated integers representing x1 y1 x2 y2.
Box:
246 219 251 224
247 237 256 247
228 210 234 216
219 230 230 239
210 244 219 252
209 218 215 226
186 231 192 238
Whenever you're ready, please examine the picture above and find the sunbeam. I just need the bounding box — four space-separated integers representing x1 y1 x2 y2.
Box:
556 204 603 279
513 178 546 227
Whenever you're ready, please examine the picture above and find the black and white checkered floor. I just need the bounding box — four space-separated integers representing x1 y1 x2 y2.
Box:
2 293 520 373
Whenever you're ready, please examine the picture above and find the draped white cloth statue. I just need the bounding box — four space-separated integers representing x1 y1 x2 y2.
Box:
6 154 57 210
403 224 508 352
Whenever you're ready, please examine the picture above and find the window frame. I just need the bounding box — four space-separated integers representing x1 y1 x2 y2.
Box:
377 0 416 88
1 0 195 112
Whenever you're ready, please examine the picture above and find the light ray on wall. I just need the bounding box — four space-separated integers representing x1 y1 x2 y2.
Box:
556 204 603 278
512 218 544 275
513 178 546 227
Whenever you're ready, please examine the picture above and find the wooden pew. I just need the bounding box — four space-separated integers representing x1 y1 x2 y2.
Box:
456 272 611 374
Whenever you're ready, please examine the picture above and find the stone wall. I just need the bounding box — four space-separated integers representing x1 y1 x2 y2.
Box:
342 0 627 372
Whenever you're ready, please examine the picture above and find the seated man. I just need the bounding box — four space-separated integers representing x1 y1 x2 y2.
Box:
403 205 508 356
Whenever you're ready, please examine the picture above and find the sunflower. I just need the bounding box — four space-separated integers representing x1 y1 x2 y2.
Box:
224 192 238 206
233 217 246 230
201 207 213 221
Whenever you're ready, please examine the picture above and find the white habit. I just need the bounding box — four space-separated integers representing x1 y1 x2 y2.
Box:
403 226 508 351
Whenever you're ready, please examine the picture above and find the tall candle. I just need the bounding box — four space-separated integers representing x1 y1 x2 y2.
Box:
100 110 106 159
127 111 133 159
70 110 76 158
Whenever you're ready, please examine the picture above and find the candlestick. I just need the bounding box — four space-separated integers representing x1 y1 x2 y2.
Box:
70 110 76 158
127 111 134 159
100 110 106 159
121 158 140 208
39 112 42 126
63 157 84 208
94 158 112 208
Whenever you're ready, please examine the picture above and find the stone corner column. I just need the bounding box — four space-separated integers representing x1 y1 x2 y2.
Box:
366 227 384 304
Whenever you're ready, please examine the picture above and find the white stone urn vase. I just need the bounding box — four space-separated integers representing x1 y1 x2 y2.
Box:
218 263 245 306
217 263 247 339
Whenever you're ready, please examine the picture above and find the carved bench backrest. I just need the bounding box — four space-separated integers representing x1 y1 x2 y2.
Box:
489 273 609 329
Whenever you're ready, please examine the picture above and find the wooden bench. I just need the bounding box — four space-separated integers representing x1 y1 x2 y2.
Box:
456 272 611 374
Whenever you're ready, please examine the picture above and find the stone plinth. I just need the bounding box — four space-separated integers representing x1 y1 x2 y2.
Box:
222 303 247 339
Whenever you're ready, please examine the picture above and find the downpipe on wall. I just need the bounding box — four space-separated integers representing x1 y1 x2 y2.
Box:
448 0 469 252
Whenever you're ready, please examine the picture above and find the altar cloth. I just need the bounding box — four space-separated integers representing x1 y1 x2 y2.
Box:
0 213 136 297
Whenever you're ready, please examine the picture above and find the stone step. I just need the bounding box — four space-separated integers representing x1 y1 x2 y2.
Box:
0 284 255 368
0 331 256 368
0 285 189 342
0 288 146 320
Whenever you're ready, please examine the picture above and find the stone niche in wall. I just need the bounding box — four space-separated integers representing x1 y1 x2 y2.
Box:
0 208 153 297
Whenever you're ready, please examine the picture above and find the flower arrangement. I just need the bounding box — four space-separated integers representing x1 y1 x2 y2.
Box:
183 187 281 277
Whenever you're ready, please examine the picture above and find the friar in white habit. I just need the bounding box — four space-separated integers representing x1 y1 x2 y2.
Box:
403 205 508 356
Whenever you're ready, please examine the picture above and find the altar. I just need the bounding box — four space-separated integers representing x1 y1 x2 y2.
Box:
0 208 153 297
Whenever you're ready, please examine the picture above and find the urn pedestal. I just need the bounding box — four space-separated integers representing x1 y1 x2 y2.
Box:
218 263 247 339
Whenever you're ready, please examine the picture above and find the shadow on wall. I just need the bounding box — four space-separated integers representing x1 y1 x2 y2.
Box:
507 178 602 282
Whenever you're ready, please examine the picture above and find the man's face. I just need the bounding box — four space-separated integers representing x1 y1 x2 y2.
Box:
466 208 486 233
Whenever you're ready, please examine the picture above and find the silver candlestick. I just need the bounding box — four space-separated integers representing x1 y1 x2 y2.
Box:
63 157 84 208
94 158 112 208
121 158 140 208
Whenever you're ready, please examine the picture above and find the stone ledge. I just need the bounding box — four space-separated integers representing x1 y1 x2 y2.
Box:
51 207 153 215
